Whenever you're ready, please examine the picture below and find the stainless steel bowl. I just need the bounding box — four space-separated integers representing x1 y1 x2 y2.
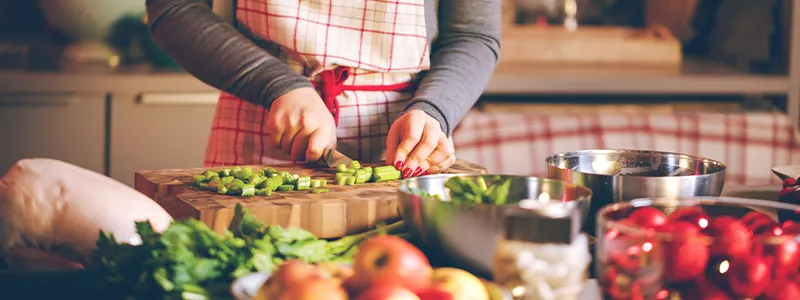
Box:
396 174 592 277
545 149 727 235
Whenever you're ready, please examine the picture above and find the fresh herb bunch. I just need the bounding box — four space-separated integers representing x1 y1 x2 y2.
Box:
91 204 405 299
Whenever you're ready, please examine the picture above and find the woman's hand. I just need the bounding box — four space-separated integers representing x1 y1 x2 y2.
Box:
386 110 456 177
266 87 336 162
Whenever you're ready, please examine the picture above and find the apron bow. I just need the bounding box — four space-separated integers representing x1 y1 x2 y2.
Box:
317 66 350 127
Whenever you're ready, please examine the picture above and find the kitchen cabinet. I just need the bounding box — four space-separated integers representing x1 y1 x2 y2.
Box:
109 91 218 186
0 92 106 174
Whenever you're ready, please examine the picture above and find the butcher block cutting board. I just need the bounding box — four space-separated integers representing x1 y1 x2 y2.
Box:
135 159 487 239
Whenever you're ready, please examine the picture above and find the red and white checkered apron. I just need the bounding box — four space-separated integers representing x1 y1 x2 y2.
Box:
205 0 430 166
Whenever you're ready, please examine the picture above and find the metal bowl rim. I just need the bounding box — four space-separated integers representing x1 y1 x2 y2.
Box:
545 149 727 177
396 173 593 207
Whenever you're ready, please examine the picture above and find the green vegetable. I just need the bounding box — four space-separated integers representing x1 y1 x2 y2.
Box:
312 188 329 194
254 189 272 196
191 175 206 186
350 160 361 170
192 167 329 197
240 184 256 197
355 169 369 184
92 204 407 299
216 185 228 195
336 164 348 173
441 176 513 205
295 176 311 190
276 184 295 192
373 169 402 182
232 167 253 180
202 170 219 179
336 175 350 186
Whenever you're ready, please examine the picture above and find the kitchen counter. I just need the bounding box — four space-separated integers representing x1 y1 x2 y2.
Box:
1 56 790 95
0 70 217 93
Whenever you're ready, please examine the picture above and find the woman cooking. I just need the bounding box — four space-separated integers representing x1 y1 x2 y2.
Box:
145 0 500 178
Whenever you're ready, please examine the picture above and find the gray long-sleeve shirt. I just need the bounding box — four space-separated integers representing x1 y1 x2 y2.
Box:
145 0 500 136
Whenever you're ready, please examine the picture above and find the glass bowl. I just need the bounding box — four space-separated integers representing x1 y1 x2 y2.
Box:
596 197 800 300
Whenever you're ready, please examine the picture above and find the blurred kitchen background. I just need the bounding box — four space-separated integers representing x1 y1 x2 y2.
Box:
0 0 797 187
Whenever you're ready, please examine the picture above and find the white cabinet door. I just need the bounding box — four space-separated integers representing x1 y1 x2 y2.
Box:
110 92 219 186
0 93 106 174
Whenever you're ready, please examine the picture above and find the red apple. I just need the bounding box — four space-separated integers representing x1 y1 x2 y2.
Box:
742 211 777 234
351 235 433 293
762 234 800 277
415 288 455 300
354 284 421 300
727 256 771 298
704 216 752 258
628 207 668 229
760 280 800 300
271 260 320 288
278 277 348 300
657 221 709 283
669 206 710 230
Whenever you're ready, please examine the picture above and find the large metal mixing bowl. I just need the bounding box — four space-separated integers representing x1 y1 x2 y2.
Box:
545 149 727 235
396 174 592 277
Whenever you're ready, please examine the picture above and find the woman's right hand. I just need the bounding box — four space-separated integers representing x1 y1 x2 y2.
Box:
266 87 336 162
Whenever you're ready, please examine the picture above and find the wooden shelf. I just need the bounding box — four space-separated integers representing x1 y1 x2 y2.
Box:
487 57 789 95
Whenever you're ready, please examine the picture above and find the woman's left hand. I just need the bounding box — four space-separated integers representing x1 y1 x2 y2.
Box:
386 110 456 178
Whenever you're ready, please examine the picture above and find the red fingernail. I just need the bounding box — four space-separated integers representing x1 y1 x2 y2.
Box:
419 171 430 176
402 168 413 178
395 160 404 170
412 167 423 177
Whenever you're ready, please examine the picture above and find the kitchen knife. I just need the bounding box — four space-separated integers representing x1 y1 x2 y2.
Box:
318 148 353 168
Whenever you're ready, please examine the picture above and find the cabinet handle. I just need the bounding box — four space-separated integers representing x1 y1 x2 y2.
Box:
0 93 78 106
138 93 219 106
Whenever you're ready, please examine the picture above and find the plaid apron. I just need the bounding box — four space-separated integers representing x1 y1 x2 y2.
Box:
205 0 431 166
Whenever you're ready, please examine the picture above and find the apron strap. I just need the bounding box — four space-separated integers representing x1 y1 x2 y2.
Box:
313 66 420 127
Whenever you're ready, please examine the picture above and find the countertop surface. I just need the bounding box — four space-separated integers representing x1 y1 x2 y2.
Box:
1 56 790 95
0 70 218 93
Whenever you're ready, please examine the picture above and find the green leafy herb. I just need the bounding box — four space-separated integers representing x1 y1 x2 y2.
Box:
92 203 405 299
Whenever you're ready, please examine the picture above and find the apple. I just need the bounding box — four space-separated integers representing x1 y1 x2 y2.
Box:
727 256 771 298
761 280 800 300
430 268 489 300
704 216 751 258
668 206 710 230
278 277 348 300
762 234 800 277
656 221 709 282
271 260 320 288
416 288 455 300
627 207 668 229
354 284 421 300
351 235 433 293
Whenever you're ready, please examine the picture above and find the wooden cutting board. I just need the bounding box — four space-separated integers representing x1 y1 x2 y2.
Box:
134 160 487 239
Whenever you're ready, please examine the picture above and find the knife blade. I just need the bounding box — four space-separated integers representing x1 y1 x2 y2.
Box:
317 148 353 168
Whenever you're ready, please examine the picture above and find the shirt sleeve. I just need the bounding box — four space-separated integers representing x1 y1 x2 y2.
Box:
145 0 313 108
405 0 501 137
